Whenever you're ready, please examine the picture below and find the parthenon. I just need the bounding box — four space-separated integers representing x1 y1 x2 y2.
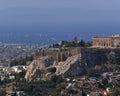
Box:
92 35 120 47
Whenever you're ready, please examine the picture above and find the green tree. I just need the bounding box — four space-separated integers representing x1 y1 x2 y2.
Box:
85 42 92 47
78 40 85 47
0 89 6 96
51 74 58 83
80 40 85 47
112 89 120 96
102 78 108 86
115 56 120 64
51 75 63 83
56 82 67 92
73 36 78 44
86 68 94 78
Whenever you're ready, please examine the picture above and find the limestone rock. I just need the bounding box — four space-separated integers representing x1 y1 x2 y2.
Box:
25 55 85 80
25 56 54 81
55 55 85 77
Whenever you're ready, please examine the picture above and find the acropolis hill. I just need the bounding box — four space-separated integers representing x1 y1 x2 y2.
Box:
25 35 120 80
33 34 120 63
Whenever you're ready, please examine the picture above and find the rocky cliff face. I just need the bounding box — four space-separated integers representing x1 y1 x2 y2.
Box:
25 55 85 80
25 47 120 81
55 55 86 77
81 48 120 67
25 56 54 81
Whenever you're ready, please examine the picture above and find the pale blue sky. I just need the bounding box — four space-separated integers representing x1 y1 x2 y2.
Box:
0 0 120 24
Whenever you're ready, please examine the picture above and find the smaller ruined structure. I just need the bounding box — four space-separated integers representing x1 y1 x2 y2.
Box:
92 34 120 47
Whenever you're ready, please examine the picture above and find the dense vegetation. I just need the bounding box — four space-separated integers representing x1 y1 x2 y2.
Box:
0 89 6 96
51 36 92 48
16 75 65 96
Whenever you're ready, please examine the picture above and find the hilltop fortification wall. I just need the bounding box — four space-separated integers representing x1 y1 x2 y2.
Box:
34 47 120 67
34 47 81 62
81 48 120 67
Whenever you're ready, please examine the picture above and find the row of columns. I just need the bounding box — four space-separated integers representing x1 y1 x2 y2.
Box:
93 38 113 47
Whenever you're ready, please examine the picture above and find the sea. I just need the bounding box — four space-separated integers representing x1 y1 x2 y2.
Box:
0 24 120 45
0 31 119 45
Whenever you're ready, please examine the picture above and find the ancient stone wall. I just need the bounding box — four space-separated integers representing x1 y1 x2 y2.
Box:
33 47 81 62
81 47 120 67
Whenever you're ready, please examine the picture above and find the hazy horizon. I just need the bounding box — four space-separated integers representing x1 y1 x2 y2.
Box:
0 0 120 44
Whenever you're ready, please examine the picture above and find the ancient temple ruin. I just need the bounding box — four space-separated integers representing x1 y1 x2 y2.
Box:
92 35 120 47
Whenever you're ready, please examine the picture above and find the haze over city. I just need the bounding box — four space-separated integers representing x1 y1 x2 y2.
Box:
0 0 120 44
